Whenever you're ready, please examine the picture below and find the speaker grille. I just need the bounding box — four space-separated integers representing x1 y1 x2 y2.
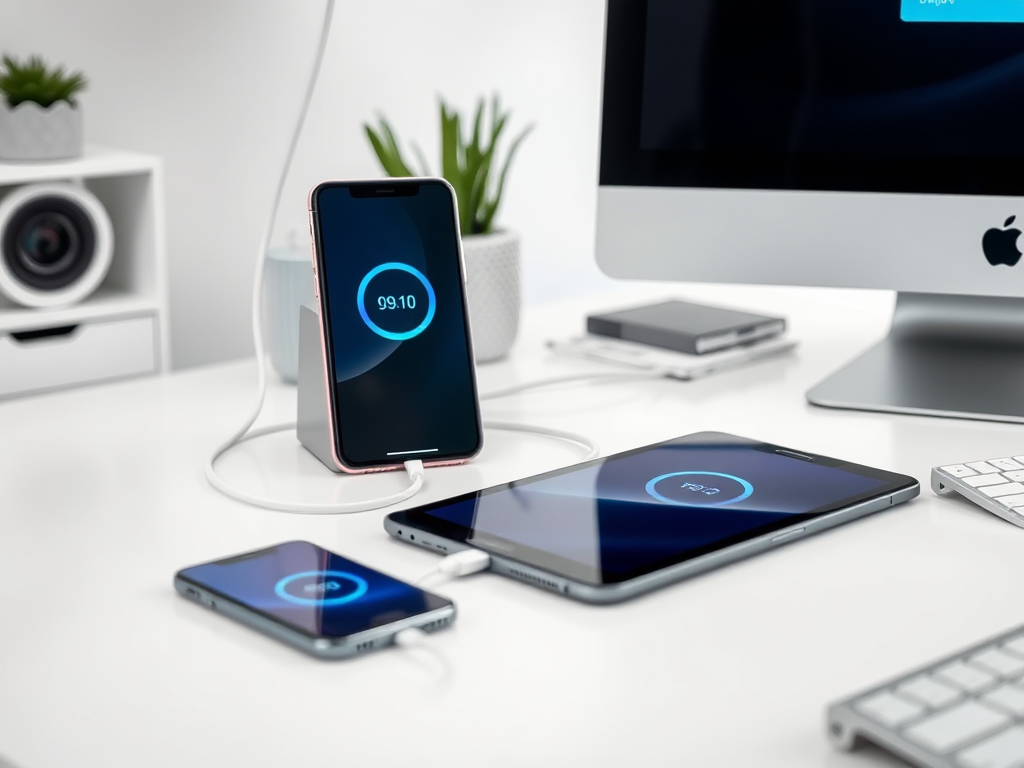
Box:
505 567 563 592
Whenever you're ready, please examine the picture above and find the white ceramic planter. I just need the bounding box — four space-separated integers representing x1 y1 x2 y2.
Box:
264 246 315 383
462 229 521 363
0 100 83 161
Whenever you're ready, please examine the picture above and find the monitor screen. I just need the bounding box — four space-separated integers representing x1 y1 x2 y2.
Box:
596 1 1024 421
601 0 1024 197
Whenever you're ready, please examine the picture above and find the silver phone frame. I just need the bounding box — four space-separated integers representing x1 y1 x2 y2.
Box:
384 481 920 605
173 574 456 659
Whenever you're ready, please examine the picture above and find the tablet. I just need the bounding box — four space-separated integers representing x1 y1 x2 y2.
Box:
384 432 919 603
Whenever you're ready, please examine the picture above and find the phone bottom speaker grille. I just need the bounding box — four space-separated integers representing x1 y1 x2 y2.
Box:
420 616 453 633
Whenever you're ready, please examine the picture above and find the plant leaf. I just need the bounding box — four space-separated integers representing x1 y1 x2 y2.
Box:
480 123 534 234
0 53 86 108
410 141 431 176
363 117 414 177
440 98 470 234
462 97 493 232
378 118 414 175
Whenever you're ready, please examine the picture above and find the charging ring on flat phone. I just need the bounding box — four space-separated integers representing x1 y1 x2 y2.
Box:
274 570 369 606
645 471 753 507
357 262 436 341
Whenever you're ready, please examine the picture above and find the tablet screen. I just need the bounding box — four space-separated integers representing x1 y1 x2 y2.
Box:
394 432 908 585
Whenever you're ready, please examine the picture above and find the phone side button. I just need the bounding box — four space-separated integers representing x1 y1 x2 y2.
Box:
771 528 805 545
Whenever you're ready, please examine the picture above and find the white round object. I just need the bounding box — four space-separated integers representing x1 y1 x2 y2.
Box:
0 182 114 308
264 246 316 383
462 229 521 363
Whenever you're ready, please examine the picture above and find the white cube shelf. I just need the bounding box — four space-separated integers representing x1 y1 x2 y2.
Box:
0 146 169 398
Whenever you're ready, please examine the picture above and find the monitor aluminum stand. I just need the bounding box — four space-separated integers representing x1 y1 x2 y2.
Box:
807 292 1024 423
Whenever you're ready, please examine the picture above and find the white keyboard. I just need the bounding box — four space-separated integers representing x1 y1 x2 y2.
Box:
829 623 1024 768
932 456 1024 529
825 454 1024 767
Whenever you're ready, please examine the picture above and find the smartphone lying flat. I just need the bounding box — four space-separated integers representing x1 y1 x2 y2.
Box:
384 431 919 604
175 541 455 659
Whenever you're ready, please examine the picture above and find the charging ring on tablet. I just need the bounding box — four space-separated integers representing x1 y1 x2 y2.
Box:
357 262 436 341
274 570 369 606
646 471 753 507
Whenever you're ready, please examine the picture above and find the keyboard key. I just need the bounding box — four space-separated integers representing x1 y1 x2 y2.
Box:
1002 470 1024 482
943 464 979 478
971 649 1024 678
936 661 998 693
1002 635 1024 658
1014 456 1024 464
968 462 1004 474
997 493 1024 510
982 684 1024 717
956 724 1024 768
982 483 1024 499
854 690 926 728
966 475 1011 488
989 458 1024 471
903 700 1010 754
897 675 962 708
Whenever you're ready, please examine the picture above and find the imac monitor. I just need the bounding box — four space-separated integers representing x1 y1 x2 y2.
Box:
597 0 1024 422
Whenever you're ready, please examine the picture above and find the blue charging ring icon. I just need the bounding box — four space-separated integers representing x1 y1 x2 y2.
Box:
274 570 369 607
645 471 754 507
357 262 436 341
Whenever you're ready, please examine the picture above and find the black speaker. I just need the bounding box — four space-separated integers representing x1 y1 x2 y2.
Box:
0 182 114 307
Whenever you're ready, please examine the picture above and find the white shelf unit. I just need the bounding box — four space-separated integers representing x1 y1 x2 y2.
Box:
0 146 169 398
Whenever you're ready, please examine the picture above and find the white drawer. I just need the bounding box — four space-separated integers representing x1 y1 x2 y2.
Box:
0 314 158 398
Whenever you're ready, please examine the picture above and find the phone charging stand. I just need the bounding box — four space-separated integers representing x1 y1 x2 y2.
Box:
296 304 342 473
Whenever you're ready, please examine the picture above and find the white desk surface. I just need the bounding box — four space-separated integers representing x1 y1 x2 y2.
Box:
3 283 1024 768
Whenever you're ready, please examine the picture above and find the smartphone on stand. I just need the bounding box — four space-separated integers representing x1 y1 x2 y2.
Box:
175 540 455 659
308 178 482 472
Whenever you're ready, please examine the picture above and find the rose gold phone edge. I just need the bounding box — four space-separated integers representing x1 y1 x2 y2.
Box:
306 177 483 474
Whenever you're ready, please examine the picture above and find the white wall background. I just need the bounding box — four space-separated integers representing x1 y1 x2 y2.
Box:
1 0 617 369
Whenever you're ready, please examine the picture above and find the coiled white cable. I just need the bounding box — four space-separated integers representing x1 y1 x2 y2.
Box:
205 0 336 501
206 416 598 515
204 0 605 516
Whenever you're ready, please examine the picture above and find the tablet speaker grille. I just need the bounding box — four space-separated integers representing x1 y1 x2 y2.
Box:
505 566 564 593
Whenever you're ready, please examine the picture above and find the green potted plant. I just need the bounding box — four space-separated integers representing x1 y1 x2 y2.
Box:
365 95 532 362
0 53 88 161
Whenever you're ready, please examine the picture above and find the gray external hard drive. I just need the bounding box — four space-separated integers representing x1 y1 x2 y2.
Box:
586 299 786 355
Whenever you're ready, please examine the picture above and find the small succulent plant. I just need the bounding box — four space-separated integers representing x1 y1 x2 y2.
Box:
0 54 88 109
365 95 532 237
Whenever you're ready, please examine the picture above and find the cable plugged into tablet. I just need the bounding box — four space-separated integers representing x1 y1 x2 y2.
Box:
392 550 490 675
415 549 492 586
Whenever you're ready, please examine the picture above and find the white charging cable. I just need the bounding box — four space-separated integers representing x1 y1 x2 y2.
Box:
204 0 336 502
206 415 598 514
479 370 667 401
393 549 492 662
204 0 602 515
413 548 492 586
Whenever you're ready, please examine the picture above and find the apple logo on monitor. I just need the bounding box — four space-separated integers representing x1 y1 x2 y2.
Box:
982 216 1022 266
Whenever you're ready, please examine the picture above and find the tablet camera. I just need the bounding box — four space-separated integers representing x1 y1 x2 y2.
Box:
645 471 753 507
274 570 369 607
